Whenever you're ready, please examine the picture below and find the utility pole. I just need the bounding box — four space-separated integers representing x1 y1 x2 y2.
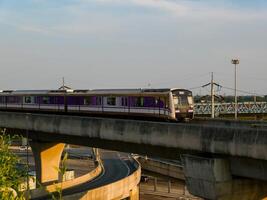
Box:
254 93 257 120
231 59 239 120
202 72 221 118
254 94 257 104
211 72 215 118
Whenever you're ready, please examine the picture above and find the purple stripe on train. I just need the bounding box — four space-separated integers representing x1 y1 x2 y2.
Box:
0 95 165 108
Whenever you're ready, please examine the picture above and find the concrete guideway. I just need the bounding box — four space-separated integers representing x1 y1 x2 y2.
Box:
1 111 267 160
192 117 267 129
2 111 267 199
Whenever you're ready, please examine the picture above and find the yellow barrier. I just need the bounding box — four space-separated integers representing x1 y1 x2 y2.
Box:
74 159 141 200
28 160 103 199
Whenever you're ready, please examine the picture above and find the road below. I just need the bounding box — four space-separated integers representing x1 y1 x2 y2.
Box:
33 149 136 199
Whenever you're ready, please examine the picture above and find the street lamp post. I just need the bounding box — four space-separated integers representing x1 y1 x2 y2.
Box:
231 59 239 120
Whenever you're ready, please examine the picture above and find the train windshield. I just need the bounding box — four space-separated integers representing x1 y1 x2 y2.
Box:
173 90 193 109
188 96 193 105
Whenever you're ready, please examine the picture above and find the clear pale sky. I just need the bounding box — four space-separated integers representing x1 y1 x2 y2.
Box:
0 0 267 95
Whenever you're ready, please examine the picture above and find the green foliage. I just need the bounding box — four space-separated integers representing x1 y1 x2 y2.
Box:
52 152 68 200
0 129 27 200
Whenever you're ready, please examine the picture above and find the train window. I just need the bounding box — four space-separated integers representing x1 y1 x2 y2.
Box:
179 96 188 105
96 96 102 105
173 96 179 109
43 97 49 104
121 97 128 106
135 97 144 107
0 97 4 104
173 97 179 104
107 97 116 106
24 96 34 104
188 96 193 105
84 97 92 105
7 96 20 104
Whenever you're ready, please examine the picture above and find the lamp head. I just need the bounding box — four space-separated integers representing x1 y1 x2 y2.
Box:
231 59 239 65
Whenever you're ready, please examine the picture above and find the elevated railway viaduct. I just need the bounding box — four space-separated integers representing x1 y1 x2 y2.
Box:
1 111 267 199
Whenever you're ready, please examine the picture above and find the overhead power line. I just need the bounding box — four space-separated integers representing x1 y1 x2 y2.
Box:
189 86 203 90
221 86 265 97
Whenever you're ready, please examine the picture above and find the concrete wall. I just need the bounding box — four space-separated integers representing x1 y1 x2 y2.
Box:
1 111 267 161
64 159 141 200
182 154 267 200
230 157 267 181
137 157 185 180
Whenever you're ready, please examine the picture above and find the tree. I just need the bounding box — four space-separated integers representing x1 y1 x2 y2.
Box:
0 129 27 200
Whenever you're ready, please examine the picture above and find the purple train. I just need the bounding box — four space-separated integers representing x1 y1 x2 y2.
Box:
0 88 194 121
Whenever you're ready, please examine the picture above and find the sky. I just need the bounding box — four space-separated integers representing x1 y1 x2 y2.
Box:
0 0 267 96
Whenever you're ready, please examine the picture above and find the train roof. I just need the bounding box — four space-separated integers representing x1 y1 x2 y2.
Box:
89 88 172 93
0 89 74 95
0 88 191 96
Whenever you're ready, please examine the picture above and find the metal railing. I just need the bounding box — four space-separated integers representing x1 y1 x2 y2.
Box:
194 102 267 115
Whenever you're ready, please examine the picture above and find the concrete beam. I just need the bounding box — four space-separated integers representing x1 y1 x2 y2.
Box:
182 155 231 199
182 155 267 200
230 157 267 181
1 111 267 161
30 141 65 185
137 157 184 180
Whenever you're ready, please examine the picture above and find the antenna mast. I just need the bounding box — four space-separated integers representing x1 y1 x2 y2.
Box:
62 77 65 88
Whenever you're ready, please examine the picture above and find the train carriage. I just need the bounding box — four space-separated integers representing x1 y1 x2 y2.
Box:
0 88 194 121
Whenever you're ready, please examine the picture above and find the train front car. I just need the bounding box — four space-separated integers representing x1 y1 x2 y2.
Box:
171 89 194 121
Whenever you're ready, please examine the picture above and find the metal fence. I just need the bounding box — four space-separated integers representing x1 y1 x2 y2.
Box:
194 102 267 115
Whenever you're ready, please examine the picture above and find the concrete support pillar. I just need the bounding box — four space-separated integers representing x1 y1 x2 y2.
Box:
153 177 157 192
182 154 232 200
168 180 171 193
129 185 139 200
21 137 28 146
181 154 267 200
30 141 65 185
